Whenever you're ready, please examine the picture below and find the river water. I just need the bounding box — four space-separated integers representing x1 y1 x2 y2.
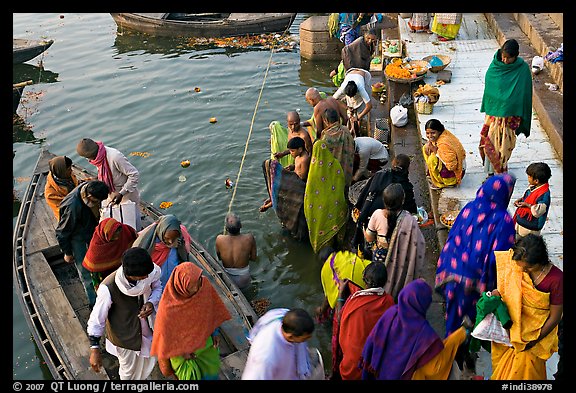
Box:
13 12 339 379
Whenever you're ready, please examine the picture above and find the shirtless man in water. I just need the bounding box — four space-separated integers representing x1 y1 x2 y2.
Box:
215 213 257 290
302 87 348 140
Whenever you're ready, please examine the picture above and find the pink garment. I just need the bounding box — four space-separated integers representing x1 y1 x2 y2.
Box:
89 141 116 192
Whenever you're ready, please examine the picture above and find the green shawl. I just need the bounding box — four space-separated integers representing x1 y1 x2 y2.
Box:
170 336 220 380
269 121 294 167
304 141 348 253
481 49 533 137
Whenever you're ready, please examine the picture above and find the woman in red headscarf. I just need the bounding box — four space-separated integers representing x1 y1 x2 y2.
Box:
83 217 138 291
151 262 231 380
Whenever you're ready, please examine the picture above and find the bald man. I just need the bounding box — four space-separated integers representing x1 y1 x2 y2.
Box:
302 87 348 140
274 111 313 160
215 213 257 290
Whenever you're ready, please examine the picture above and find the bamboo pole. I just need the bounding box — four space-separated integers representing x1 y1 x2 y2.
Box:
13 80 34 88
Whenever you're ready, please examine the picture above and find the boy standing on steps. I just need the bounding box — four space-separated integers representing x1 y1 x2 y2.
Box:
513 162 552 239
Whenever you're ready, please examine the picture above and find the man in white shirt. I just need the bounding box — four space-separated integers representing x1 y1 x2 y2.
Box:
353 136 389 182
242 308 316 380
333 68 373 137
87 247 162 380
76 138 142 229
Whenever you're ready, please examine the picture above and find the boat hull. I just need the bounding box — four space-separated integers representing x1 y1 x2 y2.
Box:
13 38 54 64
110 13 297 38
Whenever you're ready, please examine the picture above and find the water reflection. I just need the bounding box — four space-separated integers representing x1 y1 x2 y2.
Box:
13 114 45 144
299 57 339 91
12 63 59 85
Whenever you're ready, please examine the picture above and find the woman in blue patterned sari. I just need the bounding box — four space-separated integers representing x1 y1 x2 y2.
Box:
435 173 516 337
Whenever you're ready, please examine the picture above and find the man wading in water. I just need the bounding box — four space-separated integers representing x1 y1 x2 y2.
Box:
215 213 257 290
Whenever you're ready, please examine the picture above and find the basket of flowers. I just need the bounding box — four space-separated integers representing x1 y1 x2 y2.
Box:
385 59 427 83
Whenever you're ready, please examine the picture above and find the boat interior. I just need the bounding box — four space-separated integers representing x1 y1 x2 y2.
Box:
167 13 231 22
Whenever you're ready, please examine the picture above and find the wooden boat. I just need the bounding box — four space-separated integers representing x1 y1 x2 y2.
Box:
13 80 33 114
110 13 297 38
13 38 54 65
13 149 259 380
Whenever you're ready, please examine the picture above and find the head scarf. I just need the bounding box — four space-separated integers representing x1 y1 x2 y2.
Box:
359 278 444 380
435 173 516 294
83 217 138 272
48 156 76 192
151 262 231 359
132 214 191 266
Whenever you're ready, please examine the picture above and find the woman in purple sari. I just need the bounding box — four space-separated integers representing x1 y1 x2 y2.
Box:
435 173 516 337
359 278 470 379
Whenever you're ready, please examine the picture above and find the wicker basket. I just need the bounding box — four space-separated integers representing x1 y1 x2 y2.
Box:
416 100 433 114
374 118 390 143
422 54 451 73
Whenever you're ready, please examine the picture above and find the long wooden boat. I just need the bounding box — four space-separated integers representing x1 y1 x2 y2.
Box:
110 13 297 38
13 38 54 65
13 149 259 380
13 80 33 114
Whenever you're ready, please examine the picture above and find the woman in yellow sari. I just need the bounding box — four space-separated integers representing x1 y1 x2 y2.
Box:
491 234 562 380
422 118 466 189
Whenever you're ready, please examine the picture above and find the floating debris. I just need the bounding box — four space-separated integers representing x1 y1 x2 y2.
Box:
159 201 173 209
251 298 271 317
180 160 191 168
186 33 297 51
178 175 187 182
194 87 201 92
209 117 217 123
129 151 151 158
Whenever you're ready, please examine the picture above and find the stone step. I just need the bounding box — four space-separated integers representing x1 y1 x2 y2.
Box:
513 13 563 91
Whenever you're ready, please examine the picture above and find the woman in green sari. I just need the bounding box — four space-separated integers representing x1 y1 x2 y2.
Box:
304 139 349 253
479 39 533 176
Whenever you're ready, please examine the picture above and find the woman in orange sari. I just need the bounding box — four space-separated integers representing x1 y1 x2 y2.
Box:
490 234 562 380
44 155 79 220
422 118 466 189
151 262 231 380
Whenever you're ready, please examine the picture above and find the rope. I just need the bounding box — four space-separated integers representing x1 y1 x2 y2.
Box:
223 21 294 234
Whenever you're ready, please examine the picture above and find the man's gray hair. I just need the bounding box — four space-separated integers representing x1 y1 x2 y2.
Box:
225 212 242 235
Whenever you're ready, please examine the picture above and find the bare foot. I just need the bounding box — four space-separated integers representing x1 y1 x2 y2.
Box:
259 201 272 212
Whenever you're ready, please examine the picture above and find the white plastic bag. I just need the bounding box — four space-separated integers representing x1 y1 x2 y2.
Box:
99 200 138 231
390 104 408 127
531 56 544 74
471 313 511 346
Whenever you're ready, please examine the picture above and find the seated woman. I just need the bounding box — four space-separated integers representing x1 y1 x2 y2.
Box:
422 119 466 190
490 234 562 380
83 217 138 292
363 183 425 300
44 155 79 220
132 214 192 289
359 278 473 380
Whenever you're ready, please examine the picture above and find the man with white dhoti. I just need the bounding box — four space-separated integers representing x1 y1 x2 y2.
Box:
241 308 316 380
87 247 162 380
